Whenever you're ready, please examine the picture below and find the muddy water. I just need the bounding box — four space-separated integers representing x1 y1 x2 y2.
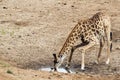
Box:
40 67 75 73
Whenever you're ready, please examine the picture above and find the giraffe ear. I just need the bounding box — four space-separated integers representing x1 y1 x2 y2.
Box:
53 53 57 60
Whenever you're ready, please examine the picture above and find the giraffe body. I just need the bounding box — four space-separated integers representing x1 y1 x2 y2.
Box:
53 12 112 72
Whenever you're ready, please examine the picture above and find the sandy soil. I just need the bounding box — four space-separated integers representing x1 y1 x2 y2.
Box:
0 59 120 80
0 0 120 80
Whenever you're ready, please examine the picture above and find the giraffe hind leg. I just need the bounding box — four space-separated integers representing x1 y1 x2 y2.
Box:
96 37 105 64
78 41 96 70
110 32 112 52
105 28 111 64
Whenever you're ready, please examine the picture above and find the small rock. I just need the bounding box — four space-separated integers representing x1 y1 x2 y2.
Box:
112 68 117 71
18 35 22 38
73 20 76 22
26 34 30 36
116 47 120 50
71 5 74 7
32 32 35 34
35 75 37 77
58 2 60 4
3 7 7 9
115 38 120 42
48 77 51 79
8 48 11 50
63 3 67 5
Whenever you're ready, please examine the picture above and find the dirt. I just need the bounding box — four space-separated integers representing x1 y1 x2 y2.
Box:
0 0 120 80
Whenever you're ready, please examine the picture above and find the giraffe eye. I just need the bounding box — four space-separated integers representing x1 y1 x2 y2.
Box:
54 60 58 63
59 55 63 58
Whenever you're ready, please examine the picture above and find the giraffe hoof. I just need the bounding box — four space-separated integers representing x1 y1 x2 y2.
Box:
80 69 85 72
95 60 99 64
106 59 110 64
65 67 71 73
106 61 109 64
81 67 85 71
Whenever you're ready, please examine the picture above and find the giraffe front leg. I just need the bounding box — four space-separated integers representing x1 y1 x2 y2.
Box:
65 47 75 73
65 43 88 72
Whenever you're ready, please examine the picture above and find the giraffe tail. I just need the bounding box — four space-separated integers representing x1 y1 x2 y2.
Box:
110 32 112 52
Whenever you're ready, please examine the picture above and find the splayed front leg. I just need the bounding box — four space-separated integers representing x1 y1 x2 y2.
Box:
65 47 75 73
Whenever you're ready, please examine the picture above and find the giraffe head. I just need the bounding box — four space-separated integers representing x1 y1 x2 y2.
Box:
52 53 58 71
52 53 66 71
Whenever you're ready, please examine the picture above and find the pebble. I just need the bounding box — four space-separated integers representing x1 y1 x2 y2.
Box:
3 7 7 9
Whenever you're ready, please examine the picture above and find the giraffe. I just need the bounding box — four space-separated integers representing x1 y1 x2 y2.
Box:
52 12 112 73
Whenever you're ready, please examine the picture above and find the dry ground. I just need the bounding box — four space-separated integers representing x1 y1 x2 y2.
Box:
0 0 120 80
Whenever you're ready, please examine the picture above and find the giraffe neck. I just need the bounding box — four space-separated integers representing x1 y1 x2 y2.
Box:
58 24 81 57
58 37 73 56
